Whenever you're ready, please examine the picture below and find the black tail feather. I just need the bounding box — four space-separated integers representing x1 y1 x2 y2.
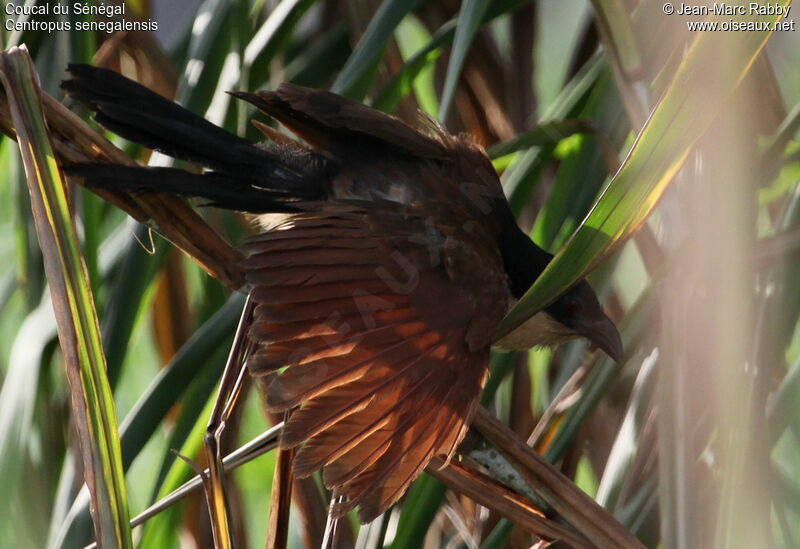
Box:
62 64 271 172
61 64 327 212
65 164 304 213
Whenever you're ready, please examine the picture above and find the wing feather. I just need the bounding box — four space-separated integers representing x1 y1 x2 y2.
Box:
267 342 418 412
279 339 443 447
230 85 449 161
244 205 506 521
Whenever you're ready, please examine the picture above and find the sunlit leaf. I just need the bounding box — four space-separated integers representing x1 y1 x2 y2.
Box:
0 46 132 549
503 52 605 216
496 4 790 338
393 15 439 116
54 293 243 547
489 119 599 160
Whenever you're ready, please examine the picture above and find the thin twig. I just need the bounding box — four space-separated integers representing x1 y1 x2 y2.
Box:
321 493 347 549
82 423 282 549
266 412 294 549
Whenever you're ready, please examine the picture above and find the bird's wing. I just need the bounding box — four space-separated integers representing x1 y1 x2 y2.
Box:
231 84 450 161
242 202 507 522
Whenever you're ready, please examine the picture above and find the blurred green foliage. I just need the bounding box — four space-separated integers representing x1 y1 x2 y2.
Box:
1 0 799 547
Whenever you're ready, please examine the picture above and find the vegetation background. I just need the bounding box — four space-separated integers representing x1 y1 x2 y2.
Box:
1 0 799 547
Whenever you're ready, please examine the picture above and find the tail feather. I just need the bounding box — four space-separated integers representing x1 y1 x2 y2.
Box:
61 64 327 212
63 164 308 212
62 64 267 171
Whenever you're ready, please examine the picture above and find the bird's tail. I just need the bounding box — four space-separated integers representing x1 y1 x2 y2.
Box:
60 64 324 212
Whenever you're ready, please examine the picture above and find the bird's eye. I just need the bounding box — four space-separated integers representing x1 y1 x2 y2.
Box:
564 299 581 316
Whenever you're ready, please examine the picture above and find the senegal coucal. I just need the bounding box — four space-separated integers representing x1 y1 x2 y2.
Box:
61 64 622 523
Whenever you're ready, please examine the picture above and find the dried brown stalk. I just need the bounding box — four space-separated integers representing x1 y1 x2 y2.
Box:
473 407 645 549
428 457 591 548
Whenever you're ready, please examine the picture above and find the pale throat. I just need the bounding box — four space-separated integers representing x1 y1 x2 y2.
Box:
492 310 576 351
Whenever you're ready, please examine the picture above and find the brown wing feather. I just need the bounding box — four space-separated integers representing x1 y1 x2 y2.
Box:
248 279 391 304
278 337 444 446
317 378 448 487
295 368 445 476
266 336 423 412
249 306 417 342
243 205 507 522
261 320 428 367
337 394 461 521
230 85 449 161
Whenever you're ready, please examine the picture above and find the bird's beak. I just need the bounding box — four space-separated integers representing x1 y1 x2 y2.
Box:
576 312 624 363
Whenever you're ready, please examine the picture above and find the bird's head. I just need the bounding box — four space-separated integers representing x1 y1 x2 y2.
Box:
539 280 623 362
495 215 623 362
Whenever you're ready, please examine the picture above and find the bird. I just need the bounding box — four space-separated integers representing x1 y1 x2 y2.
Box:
61 64 623 524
